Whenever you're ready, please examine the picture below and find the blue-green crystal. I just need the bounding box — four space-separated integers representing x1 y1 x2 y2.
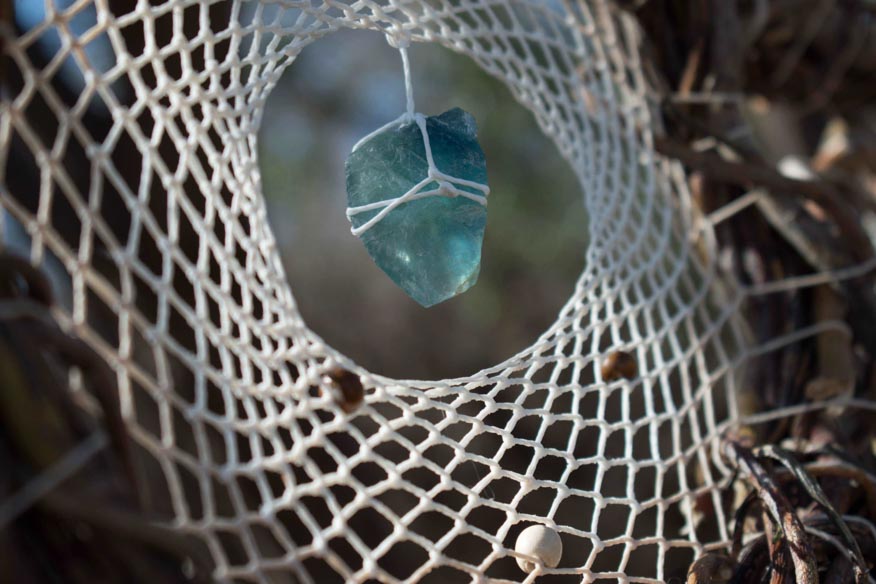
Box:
345 108 488 307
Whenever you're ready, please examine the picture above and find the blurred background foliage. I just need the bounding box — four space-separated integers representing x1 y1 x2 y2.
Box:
258 30 585 380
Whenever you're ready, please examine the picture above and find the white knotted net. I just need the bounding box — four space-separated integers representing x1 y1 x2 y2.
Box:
3 0 868 582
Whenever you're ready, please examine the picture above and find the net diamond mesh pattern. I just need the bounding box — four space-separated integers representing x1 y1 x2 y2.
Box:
1 0 833 581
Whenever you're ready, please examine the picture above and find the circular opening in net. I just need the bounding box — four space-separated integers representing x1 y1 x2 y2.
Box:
259 30 587 380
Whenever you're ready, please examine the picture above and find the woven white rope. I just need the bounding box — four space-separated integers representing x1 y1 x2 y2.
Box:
1 1 871 583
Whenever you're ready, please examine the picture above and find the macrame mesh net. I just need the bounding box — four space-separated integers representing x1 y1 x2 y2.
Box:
4 0 859 582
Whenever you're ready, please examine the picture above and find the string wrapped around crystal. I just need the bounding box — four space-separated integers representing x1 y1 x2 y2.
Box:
345 107 490 307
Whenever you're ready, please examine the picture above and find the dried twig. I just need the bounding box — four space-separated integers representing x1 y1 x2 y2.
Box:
773 459 876 526
0 298 139 503
724 440 819 583
0 432 107 528
0 254 139 504
756 445 868 582
0 254 54 306
41 489 214 583
654 136 873 261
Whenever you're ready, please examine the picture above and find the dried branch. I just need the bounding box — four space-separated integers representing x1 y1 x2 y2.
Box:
724 440 819 583
756 445 868 583
0 254 139 504
654 136 873 261
41 489 214 583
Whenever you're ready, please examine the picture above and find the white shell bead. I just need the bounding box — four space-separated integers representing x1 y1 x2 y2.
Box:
515 525 562 573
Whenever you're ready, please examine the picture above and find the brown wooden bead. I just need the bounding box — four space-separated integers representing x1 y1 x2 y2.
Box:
686 553 734 584
324 367 365 413
600 350 637 381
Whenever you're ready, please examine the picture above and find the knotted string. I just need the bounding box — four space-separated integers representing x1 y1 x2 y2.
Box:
346 37 490 237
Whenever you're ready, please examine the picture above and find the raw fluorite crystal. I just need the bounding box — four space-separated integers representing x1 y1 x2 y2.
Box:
345 108 489 307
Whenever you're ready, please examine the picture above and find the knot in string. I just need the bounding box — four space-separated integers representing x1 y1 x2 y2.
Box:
437 180 456 197
384 28 411 50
